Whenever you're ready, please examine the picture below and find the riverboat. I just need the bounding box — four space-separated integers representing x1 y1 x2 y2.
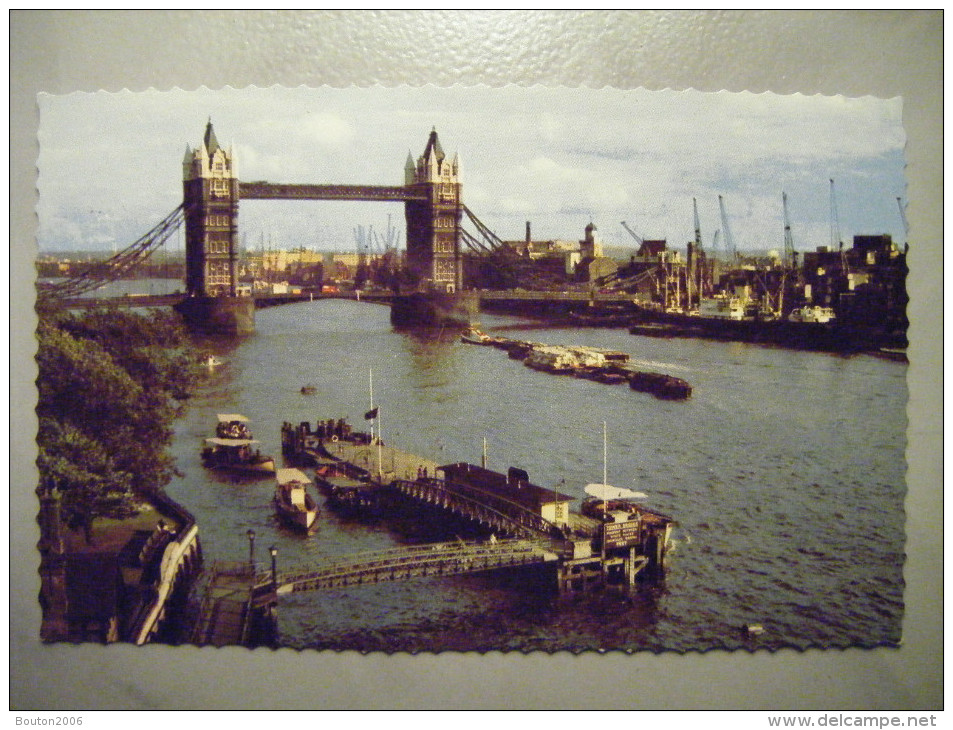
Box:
201 438 276 475
202 414 276 474
274 468 319 532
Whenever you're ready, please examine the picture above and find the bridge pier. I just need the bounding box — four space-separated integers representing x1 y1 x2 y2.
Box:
174 295 255 336
390 290 479 328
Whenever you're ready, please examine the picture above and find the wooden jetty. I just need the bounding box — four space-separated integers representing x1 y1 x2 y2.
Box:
281 419 675 595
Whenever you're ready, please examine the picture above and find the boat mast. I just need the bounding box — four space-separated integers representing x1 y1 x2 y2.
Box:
602 421 608 583
368 368 374 444
369 368 382 477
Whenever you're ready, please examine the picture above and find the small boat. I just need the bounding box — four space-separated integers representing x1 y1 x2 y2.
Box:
201 437 276 475
274 468 319 532
300 385 318 395
202 414 275 474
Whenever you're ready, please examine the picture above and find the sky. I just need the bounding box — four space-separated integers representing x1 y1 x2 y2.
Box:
36 86 907 257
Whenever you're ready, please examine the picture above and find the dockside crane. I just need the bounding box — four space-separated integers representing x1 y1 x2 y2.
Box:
689 198 707 306
718 195 737 263
777 191 802 318
830 178 850 275
896 197 908 246
782 192 797 269
620 221 644 247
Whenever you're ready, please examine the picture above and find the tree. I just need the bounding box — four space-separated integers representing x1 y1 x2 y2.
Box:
35 307 199 543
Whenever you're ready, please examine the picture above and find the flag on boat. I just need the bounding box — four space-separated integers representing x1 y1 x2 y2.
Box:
364 407 379 420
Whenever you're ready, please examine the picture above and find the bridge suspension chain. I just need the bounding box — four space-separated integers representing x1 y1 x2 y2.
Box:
37 204 185 300
460 205 505 254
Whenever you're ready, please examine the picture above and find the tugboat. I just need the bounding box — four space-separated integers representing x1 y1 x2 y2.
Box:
273 468 320 532
201 414 276 475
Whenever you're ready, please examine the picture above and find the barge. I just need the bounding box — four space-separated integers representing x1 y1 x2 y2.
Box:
460 328 691 399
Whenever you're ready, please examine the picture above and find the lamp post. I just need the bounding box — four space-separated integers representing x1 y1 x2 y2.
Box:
247 529 256 566
269 545 278 592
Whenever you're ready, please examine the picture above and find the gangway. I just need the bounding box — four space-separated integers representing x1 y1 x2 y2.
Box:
272 538 560 595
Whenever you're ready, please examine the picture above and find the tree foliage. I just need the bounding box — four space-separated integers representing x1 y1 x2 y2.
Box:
35 307 199 542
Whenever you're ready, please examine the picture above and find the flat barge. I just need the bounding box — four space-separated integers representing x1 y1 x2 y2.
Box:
281 418 675 593
461 328 691 400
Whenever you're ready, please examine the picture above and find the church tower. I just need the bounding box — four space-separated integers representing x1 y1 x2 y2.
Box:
182 120 240 297
403 128 463 293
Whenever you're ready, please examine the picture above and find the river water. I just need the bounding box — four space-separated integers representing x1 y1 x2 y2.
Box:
163 297 907 653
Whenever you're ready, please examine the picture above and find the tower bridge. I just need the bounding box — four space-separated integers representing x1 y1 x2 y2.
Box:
176 120 473 333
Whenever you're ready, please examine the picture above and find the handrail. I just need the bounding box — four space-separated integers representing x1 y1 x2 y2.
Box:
273 538 556 594
410 477 560 537
274 538 534 584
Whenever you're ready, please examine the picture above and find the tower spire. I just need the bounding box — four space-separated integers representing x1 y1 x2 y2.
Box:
423 127 444 163
204 118 220 155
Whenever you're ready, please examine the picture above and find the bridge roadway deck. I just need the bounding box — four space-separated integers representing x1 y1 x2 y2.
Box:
274 538 559 595
52 288 636 310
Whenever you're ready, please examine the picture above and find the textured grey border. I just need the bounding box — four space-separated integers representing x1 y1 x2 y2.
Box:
10 10 942 711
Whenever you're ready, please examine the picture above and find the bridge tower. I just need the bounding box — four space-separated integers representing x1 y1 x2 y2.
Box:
183 119 239 297
177 120 254 334
403 128 463 293
393 129 476 327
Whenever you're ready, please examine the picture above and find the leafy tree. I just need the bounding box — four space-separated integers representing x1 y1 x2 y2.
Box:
35 307 199 543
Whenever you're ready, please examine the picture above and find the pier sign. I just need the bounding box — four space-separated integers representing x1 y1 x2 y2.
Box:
603 520 641 550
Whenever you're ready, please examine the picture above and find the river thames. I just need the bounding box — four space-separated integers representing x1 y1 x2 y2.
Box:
163 297 907 653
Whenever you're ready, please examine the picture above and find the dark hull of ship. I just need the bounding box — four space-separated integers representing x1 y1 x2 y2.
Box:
628 305 890 354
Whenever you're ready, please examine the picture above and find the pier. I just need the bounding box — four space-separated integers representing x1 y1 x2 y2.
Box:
280 419 675 598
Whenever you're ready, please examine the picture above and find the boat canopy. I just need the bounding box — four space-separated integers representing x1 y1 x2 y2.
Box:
584 483 647 500
204 437 258 447
217 413 250 423
276 468 312 486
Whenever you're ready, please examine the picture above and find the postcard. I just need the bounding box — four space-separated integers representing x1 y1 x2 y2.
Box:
34 85 908 655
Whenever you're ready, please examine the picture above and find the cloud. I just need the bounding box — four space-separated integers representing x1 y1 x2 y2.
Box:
34 87 906 254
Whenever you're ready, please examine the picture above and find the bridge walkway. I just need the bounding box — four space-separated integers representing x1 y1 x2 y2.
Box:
274 538 559 595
